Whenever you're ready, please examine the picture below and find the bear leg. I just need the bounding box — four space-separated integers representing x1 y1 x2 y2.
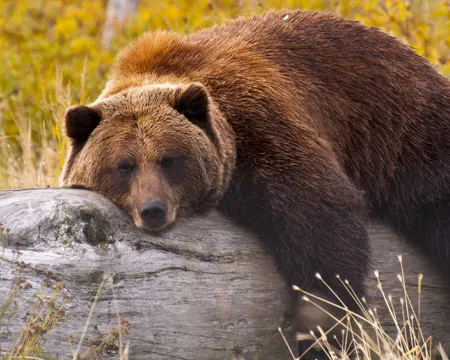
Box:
220 143 371 317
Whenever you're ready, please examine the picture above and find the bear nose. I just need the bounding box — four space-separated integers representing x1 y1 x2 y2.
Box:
139 201 167 222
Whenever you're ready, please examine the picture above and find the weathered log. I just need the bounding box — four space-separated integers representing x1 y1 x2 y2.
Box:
0 189 296 359
0 189 449 359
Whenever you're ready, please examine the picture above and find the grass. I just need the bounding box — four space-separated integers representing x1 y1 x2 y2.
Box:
0 273 130 360
7 281 67 359
0 71 72 189
0 0 449 190
69 275 130 360
0 225 130 359
0 243 67 360
280 256 449 360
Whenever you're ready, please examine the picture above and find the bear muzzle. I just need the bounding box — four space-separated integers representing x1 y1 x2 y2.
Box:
134 200 177 232
140 200 167 222
137 200 166 230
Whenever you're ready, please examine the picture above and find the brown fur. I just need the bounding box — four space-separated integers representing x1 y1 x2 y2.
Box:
61 10 450 321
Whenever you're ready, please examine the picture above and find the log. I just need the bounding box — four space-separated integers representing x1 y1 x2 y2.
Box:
0 189 296 359
0 189 449 359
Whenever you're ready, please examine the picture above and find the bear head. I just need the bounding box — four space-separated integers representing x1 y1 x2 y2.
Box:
60 83 236 231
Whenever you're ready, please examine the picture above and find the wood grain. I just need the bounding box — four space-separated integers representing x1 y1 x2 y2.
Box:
0 189 448 359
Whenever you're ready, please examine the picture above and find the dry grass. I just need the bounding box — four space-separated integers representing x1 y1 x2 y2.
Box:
0 241 67 360
0 71 72 189
69 275 130 360
281 256 448 360
0 225 130 359
1 0 449 190
7 281 68 359
0 273 130 360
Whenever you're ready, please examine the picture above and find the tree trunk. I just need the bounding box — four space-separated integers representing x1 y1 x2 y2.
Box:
102 0 139 49
0 189 448 359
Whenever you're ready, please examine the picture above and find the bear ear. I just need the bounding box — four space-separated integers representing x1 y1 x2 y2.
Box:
65 105 102 141
173 83 210 127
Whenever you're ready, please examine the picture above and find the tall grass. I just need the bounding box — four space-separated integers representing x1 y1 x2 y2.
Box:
0 71 71 189
281 257 448 360
0 0 449 190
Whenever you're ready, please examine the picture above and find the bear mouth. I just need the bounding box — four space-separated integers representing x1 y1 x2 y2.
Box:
136 219 178 234
67 184 91 191
132 207 178 233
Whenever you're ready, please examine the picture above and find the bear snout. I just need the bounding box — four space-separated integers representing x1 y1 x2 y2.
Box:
139 200 168 229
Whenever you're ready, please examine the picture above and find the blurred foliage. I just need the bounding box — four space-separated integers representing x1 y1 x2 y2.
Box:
0 0 449 188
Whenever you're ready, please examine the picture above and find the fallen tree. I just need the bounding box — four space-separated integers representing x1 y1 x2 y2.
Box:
0 189 449 359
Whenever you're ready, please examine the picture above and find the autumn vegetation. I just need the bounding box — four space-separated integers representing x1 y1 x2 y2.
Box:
0 0 449 189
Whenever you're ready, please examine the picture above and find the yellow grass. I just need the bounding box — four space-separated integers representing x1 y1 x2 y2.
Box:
0 0 449 189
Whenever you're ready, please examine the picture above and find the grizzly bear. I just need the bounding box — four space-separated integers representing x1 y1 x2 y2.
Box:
60 10 450 324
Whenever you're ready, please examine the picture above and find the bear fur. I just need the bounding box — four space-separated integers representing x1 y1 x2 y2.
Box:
61 10 450 320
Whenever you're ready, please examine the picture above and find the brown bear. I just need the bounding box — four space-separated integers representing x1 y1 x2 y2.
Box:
60 10 450 323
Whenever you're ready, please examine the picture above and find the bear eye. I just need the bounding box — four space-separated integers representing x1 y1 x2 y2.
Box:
160 156 175 169
159 153 184 172
116 159 136 175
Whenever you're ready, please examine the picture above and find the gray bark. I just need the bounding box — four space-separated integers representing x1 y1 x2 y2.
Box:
102 0 138 49
0 189 448 359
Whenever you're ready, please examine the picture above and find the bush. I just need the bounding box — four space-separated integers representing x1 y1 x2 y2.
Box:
0 0 449 189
